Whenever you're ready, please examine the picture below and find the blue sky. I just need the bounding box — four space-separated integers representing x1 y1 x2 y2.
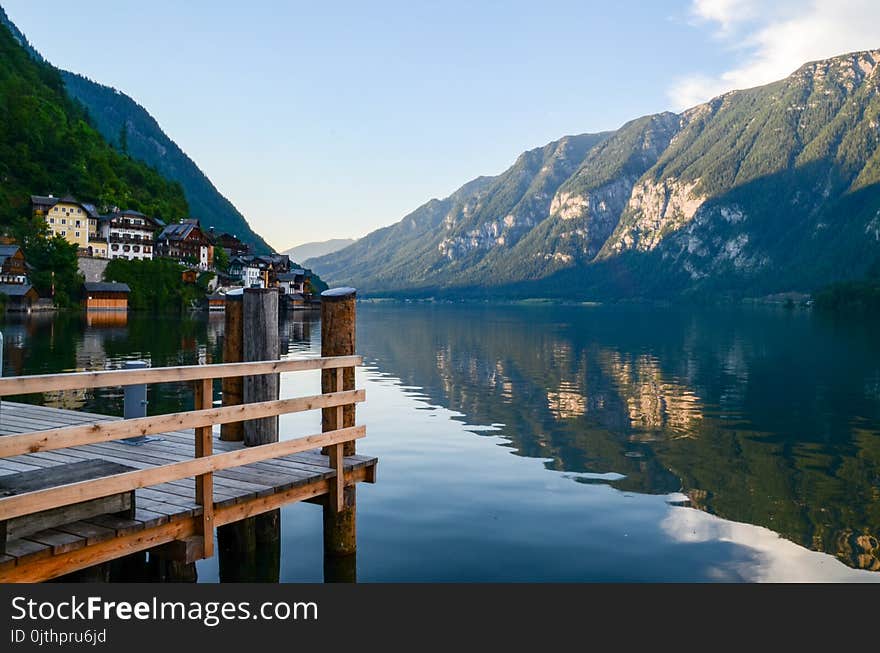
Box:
4 1 878 250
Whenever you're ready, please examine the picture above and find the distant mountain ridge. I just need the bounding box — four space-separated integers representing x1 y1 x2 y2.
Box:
0 6 272 254
312 48 880 299
284 238 355 263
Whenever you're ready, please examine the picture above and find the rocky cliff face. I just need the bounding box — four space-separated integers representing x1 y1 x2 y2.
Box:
313 48 880 298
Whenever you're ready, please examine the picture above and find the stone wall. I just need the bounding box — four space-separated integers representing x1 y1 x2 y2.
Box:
77 257 109 283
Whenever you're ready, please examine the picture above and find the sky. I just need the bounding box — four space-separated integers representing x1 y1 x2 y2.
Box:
4 1 879 251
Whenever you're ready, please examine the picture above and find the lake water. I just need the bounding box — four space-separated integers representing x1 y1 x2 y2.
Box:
2 303 879 581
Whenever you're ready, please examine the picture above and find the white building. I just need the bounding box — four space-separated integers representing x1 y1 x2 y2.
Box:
99 210 160 261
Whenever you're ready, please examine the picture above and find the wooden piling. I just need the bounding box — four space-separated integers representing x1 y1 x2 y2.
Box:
221 290 244 441
243 288 279 446
320 287 358 579
218 287 281 581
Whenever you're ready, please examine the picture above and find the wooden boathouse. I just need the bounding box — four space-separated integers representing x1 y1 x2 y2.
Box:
82 281 131 311
0 287 372 582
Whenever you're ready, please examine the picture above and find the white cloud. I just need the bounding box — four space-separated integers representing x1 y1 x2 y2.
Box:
669 0 880 109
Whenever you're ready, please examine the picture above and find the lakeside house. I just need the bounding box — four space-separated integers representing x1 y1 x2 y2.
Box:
216 232 249 258
100 209 161 261
156 219 214 270
0 283 38 311
82 281 131 311
31 194 99 253
0 244 28 285
32 195 161 261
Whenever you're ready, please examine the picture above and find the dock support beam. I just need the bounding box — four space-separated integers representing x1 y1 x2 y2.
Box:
321 287 357 582
218 288 281 581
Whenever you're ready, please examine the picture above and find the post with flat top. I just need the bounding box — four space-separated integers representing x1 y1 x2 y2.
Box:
321 286 357 582
219 287 281 581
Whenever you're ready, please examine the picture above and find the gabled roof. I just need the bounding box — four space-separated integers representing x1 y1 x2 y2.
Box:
0 245 23 258
158 221 206 242
81 203 99 218
83 282 131 293
0 283 35 297
31 195 98 217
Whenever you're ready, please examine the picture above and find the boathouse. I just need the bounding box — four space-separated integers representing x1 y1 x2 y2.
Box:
82 281 130 311
0 284 38 312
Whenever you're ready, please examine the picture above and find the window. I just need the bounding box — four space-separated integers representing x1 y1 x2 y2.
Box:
111 244 119 251
49 218 54 224
133 246 140 253
77 208 82 214
75 231 80 238
61 218 66 225
75 220 81 227
54 207 58 212
60 231 66 236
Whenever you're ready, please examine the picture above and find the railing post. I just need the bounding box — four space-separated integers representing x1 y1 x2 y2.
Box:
221 289 243 441
193 378 214 559
122 360 150 444
320 287 357 580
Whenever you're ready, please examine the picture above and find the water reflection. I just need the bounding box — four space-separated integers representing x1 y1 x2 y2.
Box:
357 303 880 572
2 304 879 579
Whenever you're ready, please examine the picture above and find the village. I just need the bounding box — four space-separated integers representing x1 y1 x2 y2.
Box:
0 194 319 313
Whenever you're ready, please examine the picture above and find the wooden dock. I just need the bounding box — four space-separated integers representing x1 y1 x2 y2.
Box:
0 355 375 582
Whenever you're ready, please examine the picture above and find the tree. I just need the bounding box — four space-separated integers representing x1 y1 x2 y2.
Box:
13 216 81 306
213 246 229 273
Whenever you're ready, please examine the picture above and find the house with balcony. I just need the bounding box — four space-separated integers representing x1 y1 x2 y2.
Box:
0 245 29 285
156 219 214 270
98 209 161 261
228 255 263 288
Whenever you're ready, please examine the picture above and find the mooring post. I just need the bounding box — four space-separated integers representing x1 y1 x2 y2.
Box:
320 287 357 582
243 287 280 445
218 287 280 581
221 289 244 441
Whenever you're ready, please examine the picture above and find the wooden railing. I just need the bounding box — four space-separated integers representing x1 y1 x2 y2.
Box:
0 355 364 558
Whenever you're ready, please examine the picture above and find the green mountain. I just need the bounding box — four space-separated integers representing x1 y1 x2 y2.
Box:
0 6 271 254
312 49 880 299
0 16 187 224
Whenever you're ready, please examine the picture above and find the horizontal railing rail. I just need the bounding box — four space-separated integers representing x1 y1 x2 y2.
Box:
0 355 362 396
0 389 365 458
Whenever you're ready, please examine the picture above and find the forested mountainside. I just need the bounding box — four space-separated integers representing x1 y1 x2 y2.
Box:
312 49 880 300
0 18 187 225
0 6 271 254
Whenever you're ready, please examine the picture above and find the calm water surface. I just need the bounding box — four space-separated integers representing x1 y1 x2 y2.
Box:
2 304 879 581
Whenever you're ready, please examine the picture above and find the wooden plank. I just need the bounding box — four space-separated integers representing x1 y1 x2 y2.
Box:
53 520 117 546
0 355 363 397
26 529 86 555
4 537 51 562
0 425 365 520
0 459 135 493
0 389 365 457
3 494 130 542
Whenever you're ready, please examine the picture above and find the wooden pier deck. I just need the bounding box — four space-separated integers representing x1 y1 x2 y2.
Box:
0 354 375 582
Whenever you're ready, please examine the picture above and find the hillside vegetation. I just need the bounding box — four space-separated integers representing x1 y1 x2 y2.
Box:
312 49 880 300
